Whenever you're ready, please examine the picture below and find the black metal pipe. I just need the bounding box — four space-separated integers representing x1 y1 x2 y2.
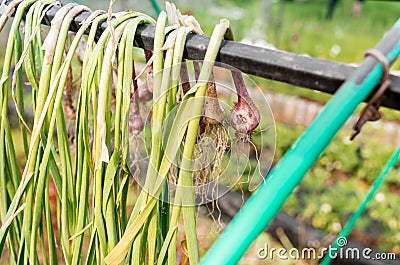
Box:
4 0 400 110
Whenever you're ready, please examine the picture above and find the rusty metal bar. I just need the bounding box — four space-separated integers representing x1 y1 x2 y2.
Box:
4 0 400 110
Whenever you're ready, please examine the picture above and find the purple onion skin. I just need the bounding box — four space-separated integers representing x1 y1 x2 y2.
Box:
129 91 145 136
129 113 144 136
144 49 154 94
137 80 153 102
230 71 261 134
129 114 144 135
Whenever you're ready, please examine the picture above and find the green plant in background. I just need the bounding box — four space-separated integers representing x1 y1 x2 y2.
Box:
277 122 400 254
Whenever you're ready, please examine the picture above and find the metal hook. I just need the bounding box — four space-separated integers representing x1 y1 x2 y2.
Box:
350 49 392 141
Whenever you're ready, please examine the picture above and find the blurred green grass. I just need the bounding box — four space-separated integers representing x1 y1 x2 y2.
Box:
277 122 400 253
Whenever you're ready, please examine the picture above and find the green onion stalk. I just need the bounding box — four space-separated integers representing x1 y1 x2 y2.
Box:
22 5 78 263
105 14 231 265
94 17 132 259
80 9 154 263
26 4 59 263
0 0 47 257
71 11 108 265
0 0 26 258
11 13 60 261
26 4 91 264
31 7 94 262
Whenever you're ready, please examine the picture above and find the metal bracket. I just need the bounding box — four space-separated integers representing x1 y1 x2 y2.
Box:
350 49 392 140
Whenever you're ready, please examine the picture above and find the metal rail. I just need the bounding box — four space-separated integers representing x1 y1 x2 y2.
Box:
4 0 400 110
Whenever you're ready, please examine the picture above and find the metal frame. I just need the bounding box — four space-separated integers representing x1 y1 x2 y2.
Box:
6 0 400 110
